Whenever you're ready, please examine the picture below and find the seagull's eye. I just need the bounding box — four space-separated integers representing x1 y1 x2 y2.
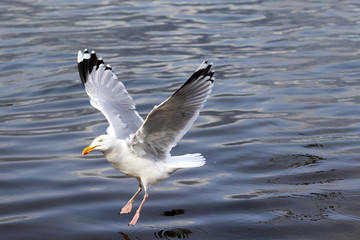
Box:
99 139 103 142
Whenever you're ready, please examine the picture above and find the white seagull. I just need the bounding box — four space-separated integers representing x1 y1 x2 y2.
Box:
77 49 214 226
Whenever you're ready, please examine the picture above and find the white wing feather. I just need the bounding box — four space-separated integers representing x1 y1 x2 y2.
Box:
77 50 144 139
130 61 215 161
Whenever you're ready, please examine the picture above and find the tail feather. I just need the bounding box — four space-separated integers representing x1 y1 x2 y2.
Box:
166 153 206 173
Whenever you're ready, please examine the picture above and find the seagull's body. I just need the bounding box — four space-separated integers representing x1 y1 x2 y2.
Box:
77 49 214 226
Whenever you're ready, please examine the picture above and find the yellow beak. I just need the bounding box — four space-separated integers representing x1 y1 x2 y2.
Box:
82 145 97 155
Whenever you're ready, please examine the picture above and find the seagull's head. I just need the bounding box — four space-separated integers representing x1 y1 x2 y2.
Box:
82 135 115 155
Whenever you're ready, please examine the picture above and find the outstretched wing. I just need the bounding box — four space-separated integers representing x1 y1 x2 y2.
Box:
77 49 144 139
130 61 215 161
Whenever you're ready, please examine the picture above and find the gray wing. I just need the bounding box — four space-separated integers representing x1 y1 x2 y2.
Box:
130 61 215 161
77 49 144 139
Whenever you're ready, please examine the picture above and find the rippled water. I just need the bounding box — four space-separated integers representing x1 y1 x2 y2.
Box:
1 0 360 239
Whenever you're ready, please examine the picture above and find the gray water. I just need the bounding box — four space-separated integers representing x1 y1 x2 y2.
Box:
1 0 360 239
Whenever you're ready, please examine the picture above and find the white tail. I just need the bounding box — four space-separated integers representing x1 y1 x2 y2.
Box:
165 153 206 173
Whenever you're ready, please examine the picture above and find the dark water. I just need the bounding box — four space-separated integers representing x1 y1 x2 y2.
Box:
1 0 360 239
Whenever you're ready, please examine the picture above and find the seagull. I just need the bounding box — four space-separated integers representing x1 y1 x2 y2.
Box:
77 49 214 226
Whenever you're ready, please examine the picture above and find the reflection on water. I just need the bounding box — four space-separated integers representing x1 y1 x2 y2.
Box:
172 178 209 187
154 228 193 239
1 0 360 239
118 226 209 240
263 191 344 224
269 154 325 169
0 215 29 223
162 209 185 217
74 166 127 179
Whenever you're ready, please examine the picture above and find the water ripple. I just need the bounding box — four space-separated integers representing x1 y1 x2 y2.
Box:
1 0 360 239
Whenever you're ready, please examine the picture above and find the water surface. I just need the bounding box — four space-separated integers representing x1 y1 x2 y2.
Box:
1 0 360 239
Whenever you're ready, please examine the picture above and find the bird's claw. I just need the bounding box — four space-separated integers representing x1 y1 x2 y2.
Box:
120 202 133 214
128 212 140 226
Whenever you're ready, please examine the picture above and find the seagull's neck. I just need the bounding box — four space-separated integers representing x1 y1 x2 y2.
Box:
101 138 121 155
102 139 128 168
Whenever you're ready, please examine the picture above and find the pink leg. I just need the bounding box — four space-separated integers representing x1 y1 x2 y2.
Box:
120 186 142 214
128 192 148 226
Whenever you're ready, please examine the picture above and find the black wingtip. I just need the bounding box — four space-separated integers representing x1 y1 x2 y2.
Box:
173 60 215 95
105 64 112 71
191 60 214 82
96 57 104 70
89 51 98 74
78 49 105 86
206 70 215 83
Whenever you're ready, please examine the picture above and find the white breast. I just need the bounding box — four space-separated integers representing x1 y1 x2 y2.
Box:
103 140 170 185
